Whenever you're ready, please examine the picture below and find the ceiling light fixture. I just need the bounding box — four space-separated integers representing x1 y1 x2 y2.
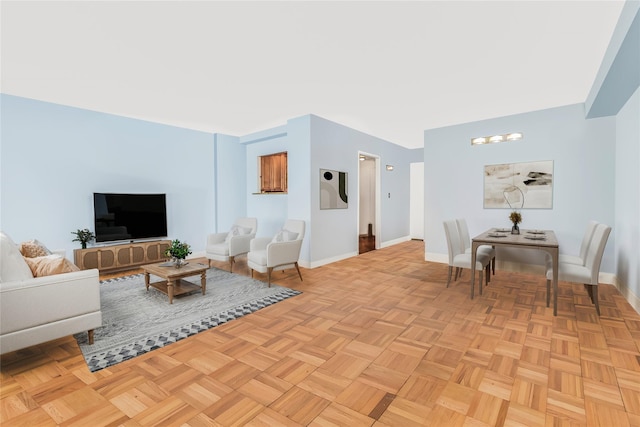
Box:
471 132 523 146
386 165 394 171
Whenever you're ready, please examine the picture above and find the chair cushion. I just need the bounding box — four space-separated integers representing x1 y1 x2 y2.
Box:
207 243 230 256
0 232 34 282
271 229 299 243
247 249 267 266
19 239 52 258
24 255 80 277
547 262 590 283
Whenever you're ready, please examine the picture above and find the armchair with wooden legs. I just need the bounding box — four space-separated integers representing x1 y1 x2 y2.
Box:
247 219 305 287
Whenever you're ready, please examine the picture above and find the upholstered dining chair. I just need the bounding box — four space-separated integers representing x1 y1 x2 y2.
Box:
456 218 496 278
443 220 492 289
205 217 257 272
247 219 305 287
559 220 599 265
546 223 611 315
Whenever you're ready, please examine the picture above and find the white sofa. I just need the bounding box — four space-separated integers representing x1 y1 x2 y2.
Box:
0 232 102 354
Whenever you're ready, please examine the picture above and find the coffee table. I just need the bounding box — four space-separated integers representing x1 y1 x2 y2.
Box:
141 262 208 304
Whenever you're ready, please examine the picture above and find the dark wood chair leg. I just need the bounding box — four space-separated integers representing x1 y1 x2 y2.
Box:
591 284 600 316
294 262 303 281
88 329 95 345
485 264 490 285
229 256 235 272
267 267 273 287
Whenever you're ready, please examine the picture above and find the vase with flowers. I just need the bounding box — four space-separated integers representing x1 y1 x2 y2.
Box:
509 211 522 235
164 239 192 268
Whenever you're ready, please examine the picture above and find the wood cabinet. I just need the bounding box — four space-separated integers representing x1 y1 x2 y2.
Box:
260 152 287 193
74 240 171 273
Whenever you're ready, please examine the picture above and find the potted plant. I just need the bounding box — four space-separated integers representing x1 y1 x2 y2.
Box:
71 228 96 249
509 211 522 235
164 239 192 268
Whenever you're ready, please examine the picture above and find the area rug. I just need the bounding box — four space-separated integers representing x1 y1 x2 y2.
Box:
74 267 301 372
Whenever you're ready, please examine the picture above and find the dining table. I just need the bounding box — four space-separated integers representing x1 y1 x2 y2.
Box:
470 228 560 315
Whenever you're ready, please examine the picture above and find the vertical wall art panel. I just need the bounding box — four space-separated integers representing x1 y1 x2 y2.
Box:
484 160 553 209
320 169 348 209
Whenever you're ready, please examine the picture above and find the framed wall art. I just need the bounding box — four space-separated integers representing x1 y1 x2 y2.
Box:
484 160 553 209
320 169 348 209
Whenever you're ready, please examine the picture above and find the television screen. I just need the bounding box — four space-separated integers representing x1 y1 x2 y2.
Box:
93 193 168 243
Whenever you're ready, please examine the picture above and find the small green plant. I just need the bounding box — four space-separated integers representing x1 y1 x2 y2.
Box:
509 211 522 225
71 228 96 249
164 239 192 260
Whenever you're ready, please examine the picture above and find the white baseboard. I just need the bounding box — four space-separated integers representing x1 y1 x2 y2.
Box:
306 236 411 269
614 278 640 314
306 251 358 269
425 252 448 264
380 235 411 248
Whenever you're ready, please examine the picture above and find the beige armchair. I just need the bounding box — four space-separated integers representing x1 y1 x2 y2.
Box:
205 218 257 272
247 219 305 286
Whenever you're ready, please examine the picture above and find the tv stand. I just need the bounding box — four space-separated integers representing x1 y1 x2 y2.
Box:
74 240 171 273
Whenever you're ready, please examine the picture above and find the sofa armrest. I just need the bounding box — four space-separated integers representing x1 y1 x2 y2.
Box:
0 269 100 336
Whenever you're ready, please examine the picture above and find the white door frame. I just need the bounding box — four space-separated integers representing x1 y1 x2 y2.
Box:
357 151 381 250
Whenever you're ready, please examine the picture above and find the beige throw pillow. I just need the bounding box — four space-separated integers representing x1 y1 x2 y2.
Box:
19 239 52 258
24 255 80 277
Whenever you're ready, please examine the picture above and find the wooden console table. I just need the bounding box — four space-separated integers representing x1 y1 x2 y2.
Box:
74 240 171 273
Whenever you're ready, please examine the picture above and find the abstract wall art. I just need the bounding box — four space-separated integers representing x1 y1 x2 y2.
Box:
484 160 554 209
320 169 348 209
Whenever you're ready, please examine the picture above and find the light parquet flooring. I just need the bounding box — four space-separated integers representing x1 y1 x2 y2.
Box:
2 240 639 426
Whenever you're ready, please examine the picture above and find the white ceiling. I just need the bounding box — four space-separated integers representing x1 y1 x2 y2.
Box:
1 1 625 148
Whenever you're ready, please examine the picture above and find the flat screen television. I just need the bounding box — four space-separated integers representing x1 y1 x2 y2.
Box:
93 193 168 243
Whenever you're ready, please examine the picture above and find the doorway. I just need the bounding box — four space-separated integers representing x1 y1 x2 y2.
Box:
358 153 380 254
410 162 424 240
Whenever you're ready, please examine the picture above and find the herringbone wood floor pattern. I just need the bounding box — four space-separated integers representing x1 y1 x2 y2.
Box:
1 241 639 426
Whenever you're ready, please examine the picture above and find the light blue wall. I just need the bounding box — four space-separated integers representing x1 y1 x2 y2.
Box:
213 133 246 233
0 95 417 269
586 1 640 119
424 104 616 274
243 117 312 265
615 87 640 300
0 94 215 257
242 114 420 267
309 115 419 266
590 0 640 306
244 126 292 240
